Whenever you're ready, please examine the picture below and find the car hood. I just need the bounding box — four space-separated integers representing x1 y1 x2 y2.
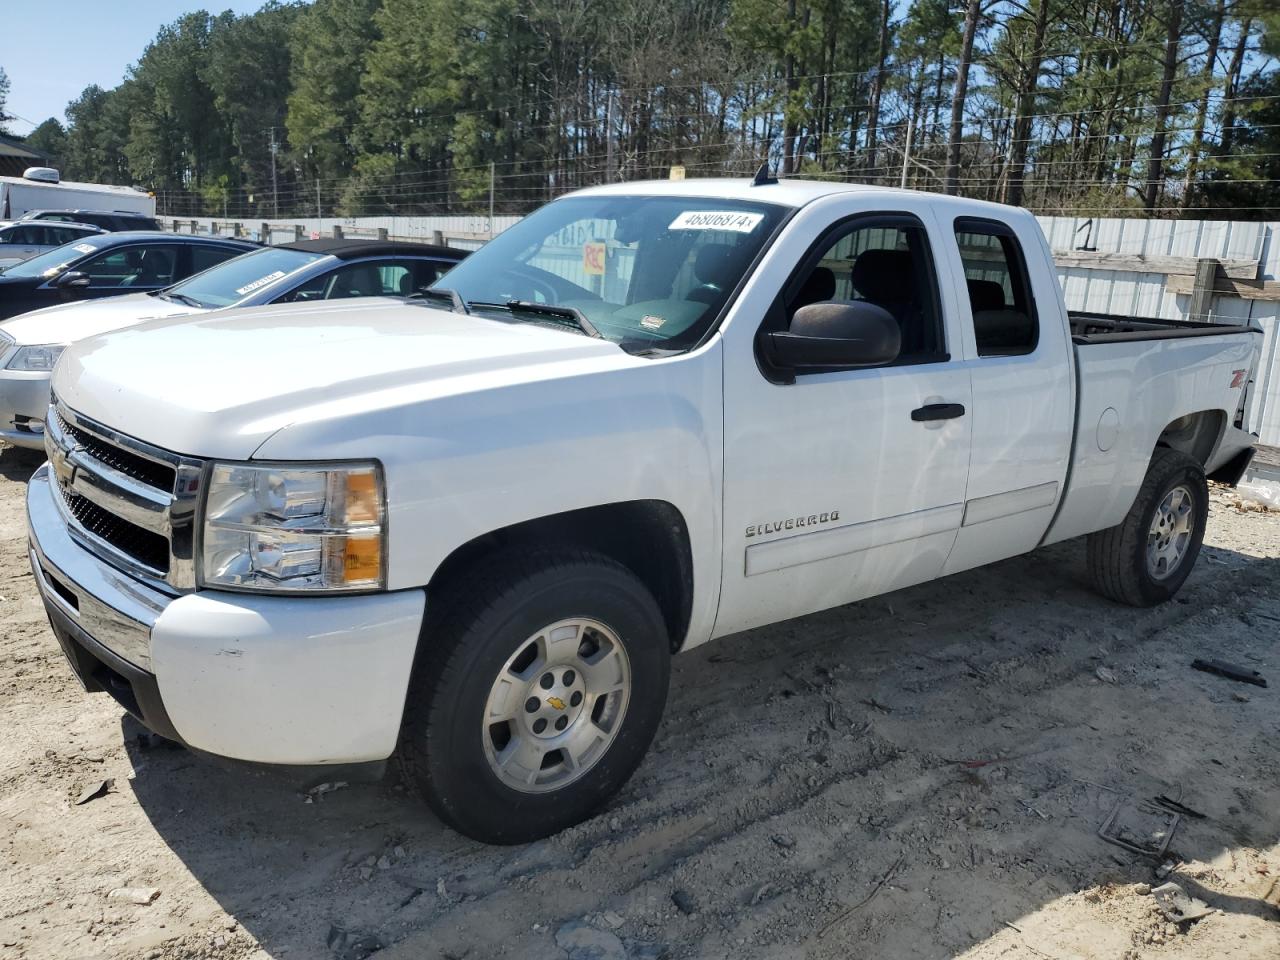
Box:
53 298 629 459
1 292 198 344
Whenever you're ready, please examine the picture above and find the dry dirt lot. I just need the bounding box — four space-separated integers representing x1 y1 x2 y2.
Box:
0 443 1277 960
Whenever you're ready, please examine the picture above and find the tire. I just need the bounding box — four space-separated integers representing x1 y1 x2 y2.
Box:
1086 447 1208 607
397 546 670 844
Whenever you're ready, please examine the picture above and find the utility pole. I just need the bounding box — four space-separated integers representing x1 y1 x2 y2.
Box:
489 161 495 238
268 127 280 219
899 117 914 190
315 178 321 222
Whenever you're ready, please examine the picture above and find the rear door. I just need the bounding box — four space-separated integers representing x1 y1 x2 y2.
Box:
938 213 1074 574
717 198 973 637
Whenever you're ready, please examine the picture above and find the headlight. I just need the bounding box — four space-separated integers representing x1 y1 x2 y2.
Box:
6 345 65 371
199 461 385 593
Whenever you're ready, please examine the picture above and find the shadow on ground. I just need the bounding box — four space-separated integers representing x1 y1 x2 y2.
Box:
122 536 1280 959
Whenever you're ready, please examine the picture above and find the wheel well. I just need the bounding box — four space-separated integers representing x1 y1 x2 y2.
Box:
1155 409 1224 468
427 501 695 652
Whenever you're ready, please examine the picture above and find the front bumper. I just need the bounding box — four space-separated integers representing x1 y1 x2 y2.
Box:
0 370 52 448
27 464 426 765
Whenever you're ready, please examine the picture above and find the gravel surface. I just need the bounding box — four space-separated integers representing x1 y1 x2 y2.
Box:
0 444 1276 960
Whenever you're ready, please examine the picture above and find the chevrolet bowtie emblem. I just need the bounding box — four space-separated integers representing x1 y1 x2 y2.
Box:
546 696 567 711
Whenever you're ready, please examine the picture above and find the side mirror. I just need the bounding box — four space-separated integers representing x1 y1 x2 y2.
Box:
55 271 91 292
767 301 901 369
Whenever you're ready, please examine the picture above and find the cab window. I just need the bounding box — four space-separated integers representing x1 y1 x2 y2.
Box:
784 217 945 363
954 218 1038 357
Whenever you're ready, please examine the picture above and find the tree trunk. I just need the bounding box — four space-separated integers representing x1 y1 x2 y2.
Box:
1144 0 1183 213
945 0 982 195
1005 0 1052 207
1218 17 1252 157
864 0 891 180
1180 0 1224 212
782 0 799 175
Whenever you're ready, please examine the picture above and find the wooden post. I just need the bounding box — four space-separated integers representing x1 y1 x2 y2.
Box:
232 222 242 238
211 221 220 236
332 225 344 239
189 219 198 235
172 218 180 233
376 227 388 240
431 230 444 245
294 224 304 241
261 222 270 244
1188 257 1219 322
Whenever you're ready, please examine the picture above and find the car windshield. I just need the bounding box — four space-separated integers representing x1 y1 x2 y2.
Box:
436 195 788 352
164 246 326 308
0 238 103 278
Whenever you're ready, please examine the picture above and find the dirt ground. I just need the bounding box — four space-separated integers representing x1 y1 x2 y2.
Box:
0 444 1276 960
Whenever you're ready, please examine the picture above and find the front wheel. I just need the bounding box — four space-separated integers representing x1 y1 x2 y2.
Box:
397 547 670 843
1086 448 1209 607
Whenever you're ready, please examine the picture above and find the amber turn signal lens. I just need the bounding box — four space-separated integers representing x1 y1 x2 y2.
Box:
341 535 381 584
344 470 381 525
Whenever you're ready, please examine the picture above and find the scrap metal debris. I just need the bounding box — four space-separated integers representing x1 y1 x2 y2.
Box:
1151 882 1214 924
1191 658 1267 688
304 780 349 803
1097 799 1180 858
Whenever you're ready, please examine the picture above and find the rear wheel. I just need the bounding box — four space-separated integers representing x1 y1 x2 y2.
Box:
398 547 669 843
1086 448 1208 607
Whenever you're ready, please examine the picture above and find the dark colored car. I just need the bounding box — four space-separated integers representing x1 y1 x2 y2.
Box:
0 232 256 321
21 209 163 232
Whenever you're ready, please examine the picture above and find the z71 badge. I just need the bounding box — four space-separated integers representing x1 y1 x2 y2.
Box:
745 511 840 538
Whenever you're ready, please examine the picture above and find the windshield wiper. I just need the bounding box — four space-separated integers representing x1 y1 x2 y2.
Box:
155 291 205 308
410 286 469 314
467 299 602 339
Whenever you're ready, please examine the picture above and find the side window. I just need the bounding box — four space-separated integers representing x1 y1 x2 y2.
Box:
954 219 1038 357
190 245 242 274
8 225 42 244
49 226 87 246
785 218 944 362
80 245 180 288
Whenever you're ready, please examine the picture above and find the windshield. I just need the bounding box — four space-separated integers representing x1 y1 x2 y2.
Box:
164 246 326 308
438 195 787 351
0 237 103 278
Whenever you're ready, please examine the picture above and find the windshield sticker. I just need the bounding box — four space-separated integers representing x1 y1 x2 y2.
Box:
669 211 764 233
582 241 606 276
72 244 96 254
234 270 287 296
640 315 666 330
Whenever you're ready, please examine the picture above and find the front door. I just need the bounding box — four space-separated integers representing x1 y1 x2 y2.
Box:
716 203 973 637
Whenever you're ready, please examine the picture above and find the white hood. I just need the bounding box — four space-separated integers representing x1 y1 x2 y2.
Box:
53 298 628 459
1 292 199 345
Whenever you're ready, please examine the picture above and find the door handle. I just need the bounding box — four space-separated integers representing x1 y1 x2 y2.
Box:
911 402 966 422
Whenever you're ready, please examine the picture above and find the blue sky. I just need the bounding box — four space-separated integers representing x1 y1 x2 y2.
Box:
3 1 283 135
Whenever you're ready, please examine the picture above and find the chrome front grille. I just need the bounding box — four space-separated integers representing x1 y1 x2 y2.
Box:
45 401 203 594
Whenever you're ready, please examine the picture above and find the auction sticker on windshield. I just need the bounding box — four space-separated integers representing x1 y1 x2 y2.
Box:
235 270 287 296
669 211 764 233
73 244 96 254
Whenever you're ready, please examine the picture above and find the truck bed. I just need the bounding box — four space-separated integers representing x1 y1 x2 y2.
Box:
1069 310 1258 344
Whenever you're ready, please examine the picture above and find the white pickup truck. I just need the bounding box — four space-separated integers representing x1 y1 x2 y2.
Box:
26 179 1261 843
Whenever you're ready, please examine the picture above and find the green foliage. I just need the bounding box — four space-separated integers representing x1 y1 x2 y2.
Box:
23 119 68 167
41 0 1280 218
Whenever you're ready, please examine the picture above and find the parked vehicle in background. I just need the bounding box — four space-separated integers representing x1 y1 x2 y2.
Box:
0 238 467 448
21 209 163 232
0 167 154 221
25 179 1261 844
0 220 105 267
0 232 255 322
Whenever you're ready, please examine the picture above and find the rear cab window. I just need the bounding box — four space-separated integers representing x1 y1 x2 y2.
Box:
954 217 1039 357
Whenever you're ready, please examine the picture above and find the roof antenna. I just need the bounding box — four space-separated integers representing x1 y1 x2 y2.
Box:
752 162 777 187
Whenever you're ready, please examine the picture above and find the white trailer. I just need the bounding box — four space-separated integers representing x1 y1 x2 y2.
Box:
0 168 154 221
